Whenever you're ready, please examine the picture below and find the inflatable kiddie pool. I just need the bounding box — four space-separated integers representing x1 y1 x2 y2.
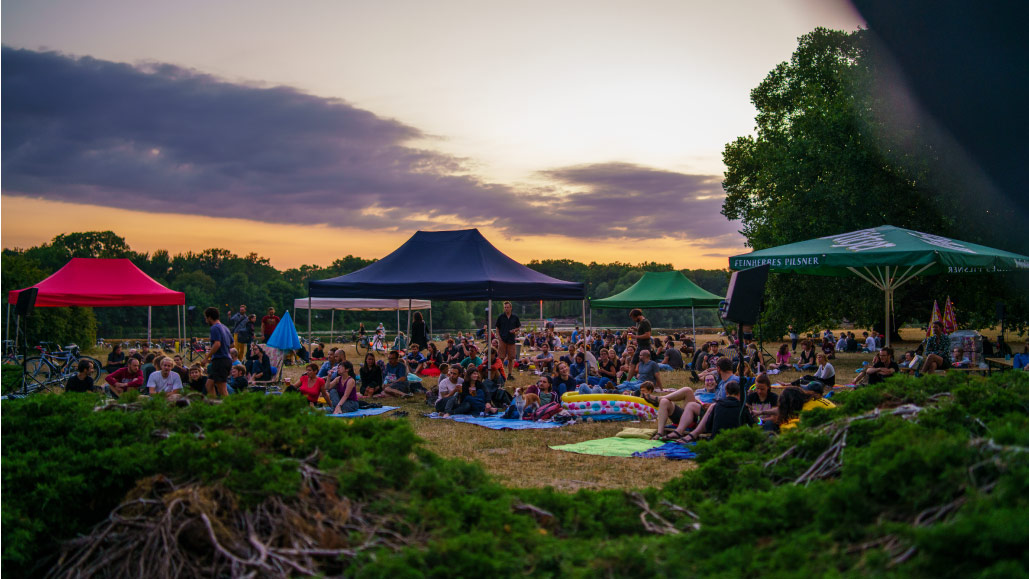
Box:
561 393 657 420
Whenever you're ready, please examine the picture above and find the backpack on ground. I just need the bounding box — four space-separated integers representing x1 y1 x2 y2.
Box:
529 401 562 421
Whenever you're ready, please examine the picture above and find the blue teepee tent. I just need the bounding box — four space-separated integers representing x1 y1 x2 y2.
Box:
266 310 302 351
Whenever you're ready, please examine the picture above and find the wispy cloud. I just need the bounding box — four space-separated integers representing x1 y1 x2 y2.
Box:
2 47 739 246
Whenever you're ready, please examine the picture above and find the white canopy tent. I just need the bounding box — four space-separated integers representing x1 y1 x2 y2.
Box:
293 297 432 345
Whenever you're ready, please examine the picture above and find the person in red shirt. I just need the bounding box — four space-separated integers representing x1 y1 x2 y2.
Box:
261 307 281 342
297 363 329 408
105 357 144 397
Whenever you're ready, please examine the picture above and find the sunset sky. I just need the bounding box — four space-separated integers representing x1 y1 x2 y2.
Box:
2 0 864 270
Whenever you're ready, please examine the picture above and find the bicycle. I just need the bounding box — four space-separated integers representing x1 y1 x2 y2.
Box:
21 342 106 394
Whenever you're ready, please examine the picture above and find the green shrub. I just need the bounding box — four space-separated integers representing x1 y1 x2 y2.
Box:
3 372 1029 577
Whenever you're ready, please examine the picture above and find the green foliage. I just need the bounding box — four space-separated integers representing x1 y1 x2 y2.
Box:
721 28 1029 335
4 362 1028 576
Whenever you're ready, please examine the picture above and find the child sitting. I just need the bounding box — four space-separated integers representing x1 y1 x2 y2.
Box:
227 365 248 394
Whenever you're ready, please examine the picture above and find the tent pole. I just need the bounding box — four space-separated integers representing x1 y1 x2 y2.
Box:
487 299 493 378
692 306 696 343
147 306 152 346
178 304 183 353
581 300 586 339
885 266 891 348
429 307 433 338
307 296 312 350
407 299 412 338
396 309 400 338
330 310 334 341
6 303 10 344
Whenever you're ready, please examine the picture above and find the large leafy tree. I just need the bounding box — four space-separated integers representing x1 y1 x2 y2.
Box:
722 28 1028 335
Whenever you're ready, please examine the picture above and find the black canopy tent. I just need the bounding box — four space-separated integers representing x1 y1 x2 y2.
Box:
308 229 586 369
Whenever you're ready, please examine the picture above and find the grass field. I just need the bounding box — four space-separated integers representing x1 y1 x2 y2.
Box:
100 327 969 491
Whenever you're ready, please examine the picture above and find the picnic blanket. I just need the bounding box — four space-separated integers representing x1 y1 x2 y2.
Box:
550 437 663 457
326 406 399 418
695 391 717 404
632 442 697 460
428 414 565 430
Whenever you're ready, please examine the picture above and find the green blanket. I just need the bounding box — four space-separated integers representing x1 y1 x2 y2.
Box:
550 437 663 457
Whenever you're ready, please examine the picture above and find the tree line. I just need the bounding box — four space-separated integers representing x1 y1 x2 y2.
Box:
0 231 731 348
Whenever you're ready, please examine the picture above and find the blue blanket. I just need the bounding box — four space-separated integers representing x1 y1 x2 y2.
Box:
579 414 635 422
632 441 697 460
326 406 399 418
428 414 565 430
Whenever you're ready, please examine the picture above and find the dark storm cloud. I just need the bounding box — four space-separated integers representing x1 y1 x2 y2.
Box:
2 47 737 245
511 163 741 244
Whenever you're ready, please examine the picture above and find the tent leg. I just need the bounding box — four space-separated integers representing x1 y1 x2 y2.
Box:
147 306 152 346
581 300 586 339
330 310 334 341
307 296 312 350
178 304 183 353
692 306 696 344
429 308 433 338
396 309 400 338
5 303 10 344
407 299 412 338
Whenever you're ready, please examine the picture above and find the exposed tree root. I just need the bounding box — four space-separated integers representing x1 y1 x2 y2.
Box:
47 451 422 578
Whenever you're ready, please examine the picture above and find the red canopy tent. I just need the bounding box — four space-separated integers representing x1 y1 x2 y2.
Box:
7 258 186 345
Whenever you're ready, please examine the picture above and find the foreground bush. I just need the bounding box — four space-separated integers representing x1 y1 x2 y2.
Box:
3 373 1028 577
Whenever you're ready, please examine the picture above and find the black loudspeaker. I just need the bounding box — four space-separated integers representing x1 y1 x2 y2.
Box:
187 306 197 323
15 288 39 316
996 302 1005 321
722 265 770 325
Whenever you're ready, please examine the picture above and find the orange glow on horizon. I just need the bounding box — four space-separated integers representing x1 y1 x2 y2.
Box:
1 196 743 270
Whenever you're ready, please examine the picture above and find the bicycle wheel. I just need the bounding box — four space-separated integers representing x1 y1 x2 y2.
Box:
21 357 56 394
355 339 369 356
79 356 108 388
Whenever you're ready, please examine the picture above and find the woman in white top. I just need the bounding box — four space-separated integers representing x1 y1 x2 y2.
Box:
812 352 836 387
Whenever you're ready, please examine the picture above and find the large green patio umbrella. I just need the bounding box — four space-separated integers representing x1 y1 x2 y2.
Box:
728 226 1029 346
591 271 724 340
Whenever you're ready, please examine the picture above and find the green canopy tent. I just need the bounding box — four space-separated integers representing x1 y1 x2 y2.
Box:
590 271 725 340
728 226 1029 346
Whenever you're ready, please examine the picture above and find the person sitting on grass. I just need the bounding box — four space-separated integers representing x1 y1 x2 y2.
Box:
919 321 952 375
105 357 144 397
559 343 578 367
647 382 703 441
793 340 817 371
105 344 127 374
768 343 792 371
836 333 849 354
227 365 248 394
772 387 809 431
533 375 557 405
898 350 923 375
863 347 899 385
147 356 183 398
528 342 555 374
297 363 330 408
65 359 98 393
951 347 972 368
821 336 836 359
443 339 462 365
597 349 618 383
746 373 779 420
447 367 496 416
317 348 339 378
311 343 326 360
141 353 158 386
405 343 427 375
793 352 835 387
392 332 408 353
477 347 507 387
457 344 482 369
434 365 463 416
421 343 443 377
706 380 757 438
247 345 274 383
383 350 413 397
621 349 662 393
329 361 359 414
675 358 741 442
187 364 207 394
551 362 578 402
359 353 384 397
661 341 684 371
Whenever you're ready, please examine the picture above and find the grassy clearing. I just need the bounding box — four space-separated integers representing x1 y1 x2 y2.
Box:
94 327 953 490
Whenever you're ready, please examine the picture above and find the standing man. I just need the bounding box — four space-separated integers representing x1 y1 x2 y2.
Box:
229 305 248 355
203 307 234 397
629 308 653 377
262 307 280 343
496 301 521 381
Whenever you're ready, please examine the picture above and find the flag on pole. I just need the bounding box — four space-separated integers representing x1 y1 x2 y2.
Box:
943 296 957 334
927 300 942 337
